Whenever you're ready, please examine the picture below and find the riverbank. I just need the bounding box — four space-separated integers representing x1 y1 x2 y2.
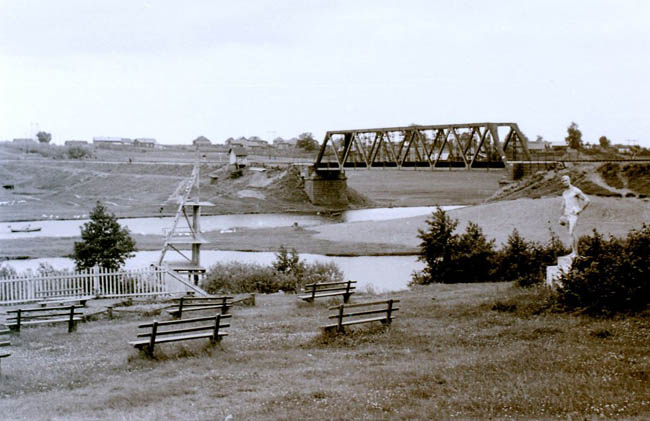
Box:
0 158 505 222
2 196 647 261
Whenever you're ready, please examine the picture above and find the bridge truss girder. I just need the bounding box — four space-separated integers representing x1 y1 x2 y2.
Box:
314 122 531 170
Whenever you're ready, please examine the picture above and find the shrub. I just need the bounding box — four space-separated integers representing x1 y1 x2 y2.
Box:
450 222 496 283
411 207 459 284
411 208 567 286
493 229 568 287
201 254 344 295
556 225 650 315
0 263 17 279
272 246 304 277
202 262 292 294
66 145 94 159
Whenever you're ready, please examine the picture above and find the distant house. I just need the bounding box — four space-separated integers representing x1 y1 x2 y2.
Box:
193 136 212 147
64 140 89 146
273 138 292 149
526 140 551 151
613 144 633 154
228 146 248 168
93 136 124 148
134 138 157 148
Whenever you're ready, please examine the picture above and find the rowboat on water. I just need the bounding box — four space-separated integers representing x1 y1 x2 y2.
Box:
9 224 42 233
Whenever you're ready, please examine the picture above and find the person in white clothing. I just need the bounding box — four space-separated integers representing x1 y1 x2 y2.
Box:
560 175 590 256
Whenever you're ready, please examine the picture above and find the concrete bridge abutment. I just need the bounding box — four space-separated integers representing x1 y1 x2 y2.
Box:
302 166 348 207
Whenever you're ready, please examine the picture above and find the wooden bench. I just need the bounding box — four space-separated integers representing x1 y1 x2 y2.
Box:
0 329 10 372
38 295 94 308
299 280 356 303
129 314 231 357
323 299 399 333
6 305 83 333
166 296 233 318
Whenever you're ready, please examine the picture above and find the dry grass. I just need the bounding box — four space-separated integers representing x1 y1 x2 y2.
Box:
1 284 648 420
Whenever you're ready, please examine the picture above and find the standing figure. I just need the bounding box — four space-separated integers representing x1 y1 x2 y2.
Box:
559 175 590 256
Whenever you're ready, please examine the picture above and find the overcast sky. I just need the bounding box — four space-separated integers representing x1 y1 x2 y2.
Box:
1 0 649 146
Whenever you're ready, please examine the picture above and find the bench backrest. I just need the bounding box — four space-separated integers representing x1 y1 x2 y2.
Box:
327 299 400 331
172 296 234 306
303 281 357 292
137 314 232 339
7 305 83 321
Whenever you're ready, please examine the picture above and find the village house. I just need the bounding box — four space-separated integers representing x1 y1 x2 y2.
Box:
93 136 128 148
228 146 248 168
193 136 212 147
134 138 157 148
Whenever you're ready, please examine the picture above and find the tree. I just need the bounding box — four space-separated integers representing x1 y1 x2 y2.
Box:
412 207 458 284
296 132 319 151
565 122 582 150
599 136 611 149
36 131 52 144
73 201 136 271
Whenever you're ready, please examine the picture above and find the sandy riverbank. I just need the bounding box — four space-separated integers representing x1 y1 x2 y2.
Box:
2 197 647 260
311 196 650 248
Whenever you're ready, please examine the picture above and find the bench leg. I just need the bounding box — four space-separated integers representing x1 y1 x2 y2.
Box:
68 307 77 333
147 321 158 358
211 314 222 344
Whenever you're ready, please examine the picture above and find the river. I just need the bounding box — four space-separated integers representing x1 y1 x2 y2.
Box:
1 205 459 291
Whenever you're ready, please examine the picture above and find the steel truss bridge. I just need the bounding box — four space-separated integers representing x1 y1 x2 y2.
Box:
314 122 532 170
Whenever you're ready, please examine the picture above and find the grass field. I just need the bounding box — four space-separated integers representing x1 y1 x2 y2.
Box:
1 284 648 420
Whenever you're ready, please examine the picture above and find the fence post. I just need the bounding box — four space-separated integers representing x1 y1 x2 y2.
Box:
337 304 345 333
28 276 35 301
212 314 222 344
310 284 316 301
68 306 77 333
93 266 100 297
148 321 158 357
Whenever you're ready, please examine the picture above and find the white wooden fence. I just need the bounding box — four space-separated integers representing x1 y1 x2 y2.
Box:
0 266 205 305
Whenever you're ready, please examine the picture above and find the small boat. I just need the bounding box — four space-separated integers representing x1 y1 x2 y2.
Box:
9 224 42 233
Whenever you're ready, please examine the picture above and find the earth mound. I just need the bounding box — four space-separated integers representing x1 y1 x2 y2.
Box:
489 163 650 202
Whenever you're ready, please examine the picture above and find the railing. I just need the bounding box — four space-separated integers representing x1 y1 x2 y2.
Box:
0 266 197 305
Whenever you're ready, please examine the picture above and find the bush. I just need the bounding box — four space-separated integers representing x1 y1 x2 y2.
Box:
556 225 650 315
66 145 94 159
201 250 344 294
411 207 459 284
0 263 17 279
411 208 567 286
450 222 496 283
493 229 567 287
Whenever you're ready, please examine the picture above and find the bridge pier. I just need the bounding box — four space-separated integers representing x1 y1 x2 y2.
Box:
303 166 348 207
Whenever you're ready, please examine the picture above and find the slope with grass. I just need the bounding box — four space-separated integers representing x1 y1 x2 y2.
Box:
0 284 648 419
